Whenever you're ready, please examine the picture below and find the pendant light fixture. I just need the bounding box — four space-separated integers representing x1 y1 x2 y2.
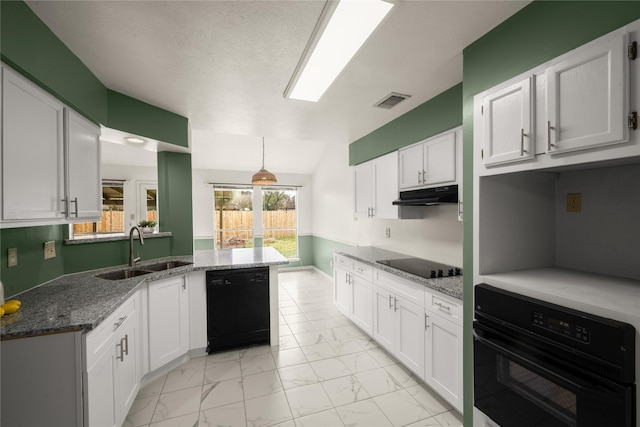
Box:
251 137 277 185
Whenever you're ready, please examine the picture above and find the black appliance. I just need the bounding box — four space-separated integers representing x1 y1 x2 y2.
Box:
377 257 462 279
474 284 636 427
206 267 270 352
392 185 458 206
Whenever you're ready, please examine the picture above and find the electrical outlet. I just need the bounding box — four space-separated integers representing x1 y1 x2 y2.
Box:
567 193 582 212
8 247 17 267
44 241 56 260
385 227 391 238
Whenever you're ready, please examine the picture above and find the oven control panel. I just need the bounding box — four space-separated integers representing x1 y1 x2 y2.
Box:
532 312 590 343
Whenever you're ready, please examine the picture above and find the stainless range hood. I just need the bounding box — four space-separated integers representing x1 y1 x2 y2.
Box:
393 185 459 206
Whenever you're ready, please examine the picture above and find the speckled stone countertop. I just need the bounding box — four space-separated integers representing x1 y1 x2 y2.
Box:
335 246 463 300
0 247 288 339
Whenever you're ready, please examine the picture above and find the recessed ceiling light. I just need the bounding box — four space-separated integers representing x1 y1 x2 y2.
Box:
284 0 394 102
125 137 146 144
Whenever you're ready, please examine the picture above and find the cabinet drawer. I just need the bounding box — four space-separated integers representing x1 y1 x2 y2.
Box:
350 259 373 281
424 289 461 326
85 293 137 370
373 269 424 308
334 254 349 270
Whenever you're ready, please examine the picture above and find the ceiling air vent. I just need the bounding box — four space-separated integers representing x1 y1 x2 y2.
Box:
374 92 411 109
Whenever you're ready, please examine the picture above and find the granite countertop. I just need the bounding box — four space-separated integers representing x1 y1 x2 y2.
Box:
335 246 463 300
0 247 288 340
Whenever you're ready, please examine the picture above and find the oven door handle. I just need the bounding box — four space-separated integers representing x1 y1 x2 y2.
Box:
473 327 617 396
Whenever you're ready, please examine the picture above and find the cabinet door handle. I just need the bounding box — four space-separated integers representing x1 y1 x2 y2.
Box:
520 128 525 156
370 207 374 217
422 170 426 184
182 282 186 290
547 121 555 151
388 294 393 309
417 170 422 184
425 313 429 330
116 341 124 361
434 301 451 311
70 197 78 217
113 315 127 331
394 297 398 312
61 198 69 215
458 200 463 217
122 334 129 356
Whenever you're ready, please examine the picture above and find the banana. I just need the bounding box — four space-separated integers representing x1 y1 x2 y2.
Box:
0 307 5 317
1 302 20 314
5 299 21 307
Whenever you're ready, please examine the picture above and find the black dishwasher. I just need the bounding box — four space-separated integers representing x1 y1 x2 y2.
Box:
206 267 270 352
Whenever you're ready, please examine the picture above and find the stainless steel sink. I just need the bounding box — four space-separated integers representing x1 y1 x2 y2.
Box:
96 269 152 280
143 260 193 271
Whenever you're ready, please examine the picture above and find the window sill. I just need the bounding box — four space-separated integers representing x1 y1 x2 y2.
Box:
64 231 172 245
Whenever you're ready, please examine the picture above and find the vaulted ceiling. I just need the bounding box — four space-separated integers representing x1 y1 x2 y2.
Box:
26 0 529 173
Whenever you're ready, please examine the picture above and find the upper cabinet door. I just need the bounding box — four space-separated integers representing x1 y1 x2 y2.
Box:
66 109 102 220
398 143 423 190
482 77 533 166
2 66 65 221
372 151 398 219
423 132 457 185
353 161 374 218
546 30 626 154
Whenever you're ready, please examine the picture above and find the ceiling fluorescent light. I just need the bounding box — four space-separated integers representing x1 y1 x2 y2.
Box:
284 0 394 102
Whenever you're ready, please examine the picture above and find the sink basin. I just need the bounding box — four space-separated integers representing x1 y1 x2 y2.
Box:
96 269 152 280
143 260 193 271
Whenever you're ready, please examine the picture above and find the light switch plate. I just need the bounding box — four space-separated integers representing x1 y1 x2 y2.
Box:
8 247 17 267
44 241 56 260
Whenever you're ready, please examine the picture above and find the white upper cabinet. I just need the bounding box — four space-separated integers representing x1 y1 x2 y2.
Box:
546 29 627 154
66 109 101 220
482 77 533 166
1 64 102 227
399 130 458 190
353 151 398 219
1 66 65 221
474 24 638 177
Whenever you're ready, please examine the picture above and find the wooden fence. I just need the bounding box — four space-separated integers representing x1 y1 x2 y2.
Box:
73 210 157 234
215 210 296 242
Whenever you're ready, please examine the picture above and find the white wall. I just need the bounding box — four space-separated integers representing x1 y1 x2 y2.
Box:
311 143 464 267
101 164 157 231
191 169 312 240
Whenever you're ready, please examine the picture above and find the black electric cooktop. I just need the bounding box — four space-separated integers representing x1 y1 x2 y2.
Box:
376 258 462 279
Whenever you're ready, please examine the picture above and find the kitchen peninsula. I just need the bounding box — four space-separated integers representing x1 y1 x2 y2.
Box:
0 247 288 427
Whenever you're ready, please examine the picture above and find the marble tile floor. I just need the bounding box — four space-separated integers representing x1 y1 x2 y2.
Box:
124 269 463 427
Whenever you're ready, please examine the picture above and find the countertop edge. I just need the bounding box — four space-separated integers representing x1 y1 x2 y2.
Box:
1 248 289 339
335 248 463 301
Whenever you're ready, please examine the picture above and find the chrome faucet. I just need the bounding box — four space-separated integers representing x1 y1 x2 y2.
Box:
129 226 145 267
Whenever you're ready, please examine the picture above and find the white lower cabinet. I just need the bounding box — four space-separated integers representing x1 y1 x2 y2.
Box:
334 253 464 414
423 289 463 413
84 292 141 427
333 254 374 335
148 275 190 371
372 271 426 378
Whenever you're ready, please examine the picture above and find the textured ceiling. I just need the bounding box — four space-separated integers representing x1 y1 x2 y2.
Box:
26 0 529 173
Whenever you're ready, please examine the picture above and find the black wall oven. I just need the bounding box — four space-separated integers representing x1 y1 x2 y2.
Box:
474 284 636 427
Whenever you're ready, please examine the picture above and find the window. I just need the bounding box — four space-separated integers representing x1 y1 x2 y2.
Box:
262 188 298 258
214 187 254 249
139 182 158 224
73 181 125 235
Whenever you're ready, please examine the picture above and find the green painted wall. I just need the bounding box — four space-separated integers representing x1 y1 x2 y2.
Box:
63 237 172 274
107 90 189 148
311 235 352 276
461 2 640 424
0 1 107 124
158 152 194 256
349 83 463 165
0 226 66 296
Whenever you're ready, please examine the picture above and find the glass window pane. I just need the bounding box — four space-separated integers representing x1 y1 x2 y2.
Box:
145 188 157 222
262 189 297 258
73 183 124 235
214 188 253 249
